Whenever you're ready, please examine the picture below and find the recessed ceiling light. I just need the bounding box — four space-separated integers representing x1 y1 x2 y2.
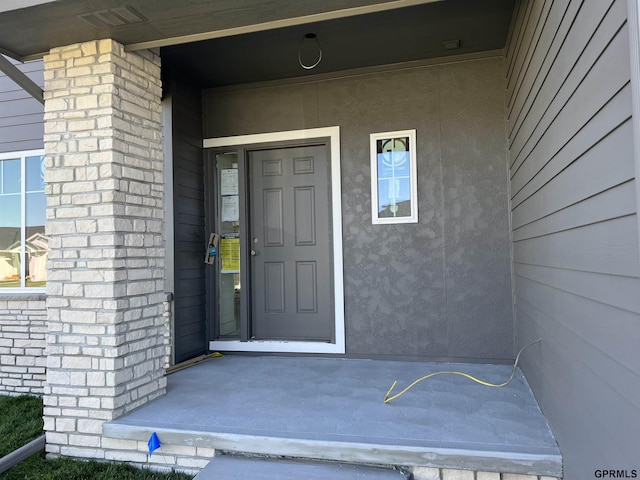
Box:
442 40 460 50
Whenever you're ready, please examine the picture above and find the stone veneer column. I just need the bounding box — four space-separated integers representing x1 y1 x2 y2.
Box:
42 39 166 458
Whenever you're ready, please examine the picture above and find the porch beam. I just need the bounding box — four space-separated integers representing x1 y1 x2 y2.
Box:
0 54 43 104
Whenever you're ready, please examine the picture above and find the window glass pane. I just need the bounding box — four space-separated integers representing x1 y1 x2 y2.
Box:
1 159 21 194
26 193 47 287
26 155 45 191
26 157 47 287
0 194 21 288
0 153 46 289
0 192 20 227
376 137 412 218
26 192 46 227
216 152 241 339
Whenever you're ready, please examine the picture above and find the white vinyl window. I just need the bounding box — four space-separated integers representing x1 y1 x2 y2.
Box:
0 150 47 291
370 130 418 224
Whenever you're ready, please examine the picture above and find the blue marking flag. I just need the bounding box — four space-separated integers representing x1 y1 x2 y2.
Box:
148 432 161 456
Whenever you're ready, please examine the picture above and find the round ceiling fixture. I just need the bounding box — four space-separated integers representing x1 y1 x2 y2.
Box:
298 33 323 70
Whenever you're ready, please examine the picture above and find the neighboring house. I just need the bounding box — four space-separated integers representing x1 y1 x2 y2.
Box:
0 233 49 283
0 1 639 479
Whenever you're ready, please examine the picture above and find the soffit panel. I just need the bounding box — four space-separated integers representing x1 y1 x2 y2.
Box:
0 0 515 90
0 0 420 58
162 0 515 88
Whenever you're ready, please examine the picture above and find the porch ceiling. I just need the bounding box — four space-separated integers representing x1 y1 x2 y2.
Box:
0 0 515 87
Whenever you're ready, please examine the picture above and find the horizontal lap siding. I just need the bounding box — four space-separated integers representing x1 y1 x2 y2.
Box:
0 59 44 153
506 1 640 478
171 76 206 364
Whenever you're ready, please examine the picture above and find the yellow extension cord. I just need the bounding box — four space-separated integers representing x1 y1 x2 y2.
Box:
383 338 542 404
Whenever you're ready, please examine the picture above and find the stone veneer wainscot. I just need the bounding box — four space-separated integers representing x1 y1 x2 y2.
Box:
0 295 47 395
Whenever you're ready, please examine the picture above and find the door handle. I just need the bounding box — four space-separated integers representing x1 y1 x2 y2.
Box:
250 250 257 256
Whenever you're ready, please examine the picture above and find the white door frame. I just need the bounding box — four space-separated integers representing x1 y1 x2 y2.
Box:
203 126 345 354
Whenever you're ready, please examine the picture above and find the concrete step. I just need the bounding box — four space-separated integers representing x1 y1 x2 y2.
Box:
194 455 412 480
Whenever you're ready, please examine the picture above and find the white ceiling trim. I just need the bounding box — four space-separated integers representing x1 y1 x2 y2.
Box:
0 0 57 14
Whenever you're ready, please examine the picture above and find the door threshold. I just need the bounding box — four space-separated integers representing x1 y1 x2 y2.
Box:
165 352 223 375
209 340 345 354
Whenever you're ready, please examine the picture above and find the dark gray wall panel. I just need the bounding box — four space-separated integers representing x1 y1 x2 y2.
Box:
317 67 450 358
0 59 44 153
169 72 206 364
204 83 319 137
204 56 513 361
438 60 513 359
506 0 640 477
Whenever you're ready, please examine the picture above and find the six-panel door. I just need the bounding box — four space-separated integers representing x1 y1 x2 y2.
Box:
249 145 333 341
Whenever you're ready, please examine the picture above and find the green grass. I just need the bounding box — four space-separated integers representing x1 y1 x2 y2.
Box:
0 396 193 480
0 395 43 456
1 457 195 480
0 281 46 288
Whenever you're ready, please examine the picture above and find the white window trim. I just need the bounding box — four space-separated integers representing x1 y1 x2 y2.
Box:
203 126 345 354
370 129 418 225
0 148 46 294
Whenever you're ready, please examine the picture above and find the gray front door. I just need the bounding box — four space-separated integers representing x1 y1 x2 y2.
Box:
249 144 333 341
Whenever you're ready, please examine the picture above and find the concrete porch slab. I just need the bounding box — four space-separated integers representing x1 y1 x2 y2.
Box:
103 356 562 477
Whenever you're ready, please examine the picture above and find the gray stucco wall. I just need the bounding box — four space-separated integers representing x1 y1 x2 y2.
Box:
204 56 514 361
507 0 640 477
